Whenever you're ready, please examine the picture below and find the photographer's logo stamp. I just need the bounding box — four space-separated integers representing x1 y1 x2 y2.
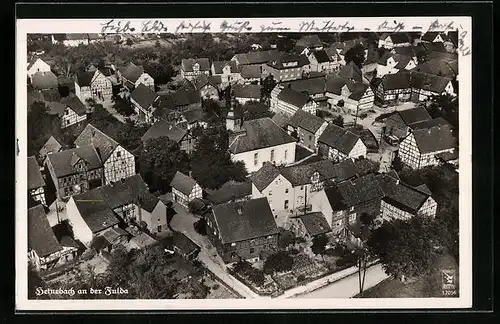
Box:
441 269 457 296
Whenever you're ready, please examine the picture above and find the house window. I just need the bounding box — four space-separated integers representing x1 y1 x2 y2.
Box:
349 214 356 222
284 150 288 160
231 243 236 247
284 200 289 210
268 190 272 196
250 248 255 254
309 135 313 141
270 149 275 161
253 153 259 166
117 151 121 157
300 186 303 190
285 188 289 194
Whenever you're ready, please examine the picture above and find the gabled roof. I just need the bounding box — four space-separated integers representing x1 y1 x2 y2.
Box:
392 54 413 69
280 159 357 187
233 83 262 99
345 81 369 101
170 171 198 196
410 72 452 93
251 162 282 191
173 231 200 255
120 62 144 83
206 180 252 205
381 33 411 44
413 59 458 78
181 106 204 124
312 49 331 63
298 212 331 237
40 136 63 156
211 197 278 244
408 117 450 130
325 75 348 95
181 58 211 72
397 107 432 125
193 73 217 90
61 95 87 116
324 47 342 61
421 32 442 42
239 64 262 79
427 50 458 62
318 123 362 155
72 175 159 233
379 174 432 214
74 123 121 162
75 71 95 87
411 124 455 154
212 60 238 74
65 33 90 41
158 89 201 108
392 46 417 58
47 145 102 178
232 50 280 65
338 61 363 83
277 87 311 108
325 173 384 210
288 109 326 133
229 118 296 154
422 42 448 54
271 112 291 129
379 72 412 90
266 53 305 69
28 205 62 257
28 156 45 189
141 120 187 143
32 71 58 90
130 83 159 110
282 77 326 96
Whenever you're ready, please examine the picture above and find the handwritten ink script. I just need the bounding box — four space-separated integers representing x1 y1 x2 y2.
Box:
220 20 252 33
175 20 211 33
101 19 136 33
458 26 471 56
299 20 355 33
141 20 169 33
260 21 290 32
427 19 455 33
377 20 405 33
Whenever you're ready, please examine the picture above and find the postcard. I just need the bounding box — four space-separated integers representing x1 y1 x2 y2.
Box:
16 16 472 310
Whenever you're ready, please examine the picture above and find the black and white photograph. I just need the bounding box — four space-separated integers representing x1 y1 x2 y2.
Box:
16 16 472 310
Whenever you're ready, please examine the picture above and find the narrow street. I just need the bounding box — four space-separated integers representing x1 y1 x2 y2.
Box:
293 263 389 298
101 99 127 124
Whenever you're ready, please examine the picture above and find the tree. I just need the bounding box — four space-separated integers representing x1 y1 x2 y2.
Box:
278 228 295 249
332 115 344 127
27 101 59 156
190 126 248 189
344 44 366 68
263 251 293 274
126 38 134 46
311 234 328 256
367 215 444 282
241 101 274 121
112 96 134 116
139 137 189 193
423 94 459 135
193 218 207 236
261 75 277 104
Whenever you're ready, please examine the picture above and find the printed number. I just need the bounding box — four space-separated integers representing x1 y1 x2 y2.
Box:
442 290 457 296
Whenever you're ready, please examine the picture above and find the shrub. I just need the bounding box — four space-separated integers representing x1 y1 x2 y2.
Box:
126 38 133 46
233 260 265 287
297 274 306 282
359 112 368 119
263 251 293 274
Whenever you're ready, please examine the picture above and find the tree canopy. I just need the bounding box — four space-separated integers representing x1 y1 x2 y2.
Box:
311 234 329 256
190 126 248 189
367 215 445 280
263 251 293 274
139 136 189 193
344 44 366 68
240 101 274 121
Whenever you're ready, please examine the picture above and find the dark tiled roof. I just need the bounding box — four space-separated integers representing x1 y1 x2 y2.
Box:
239 64 262 79
181 58 211 72
212 197 278 244
229 117 296 154
40 89 62 102
233 50 280 65
298 212 331 237
325 75 348 95
282 77 326 96
410 72 452 93
422 42 448 54
250 162 281 191
392 54 413 69
296 35 323 48
181 107 204 124
380 176 431 214
61 95 87 116
346 81 369 101
413 59 458 78
28 156 45 189
40 136 63 156
212 60 238 74
76 71 94 87
380 72 412 90
277 87 310 108
421 32 441 42
159 90 201 108
271 112 291 129
120 62 144 83
313 50 331 63
382 33 411 44
170 171 198 196
206 180 252 204
435 151 458 162
288 109 326 133
353 158 380 176
397 107 432 125
130 83 159 110
326 173 384 210
392 46 417 58
47 145 102 178
410 117 451 131
73 175 159 232
412 124 455 154
74 123 120 162
338 61 363 83
32 71 58 90
193 74 217 90
318 123 361 155
141 120 187 143
233 84 262 99
28 205 62 257
173 231 200 255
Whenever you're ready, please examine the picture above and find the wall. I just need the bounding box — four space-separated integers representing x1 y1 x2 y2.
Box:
66 197 94 246
135 73 155 90
30 187 46 205
398 133 420 169
220 234 279 263
231 141 296 173
188 183 203 201
103 146 136 184
61 107 87 129
27 59 51 79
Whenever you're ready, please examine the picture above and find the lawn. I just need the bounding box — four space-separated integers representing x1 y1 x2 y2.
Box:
357 253 459 298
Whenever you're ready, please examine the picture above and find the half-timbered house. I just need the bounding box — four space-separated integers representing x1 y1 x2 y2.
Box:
286 109 328 152
28 156 46 206
170 171 203 208
318 123 367 162
181 58 211 81
75 70 113 103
